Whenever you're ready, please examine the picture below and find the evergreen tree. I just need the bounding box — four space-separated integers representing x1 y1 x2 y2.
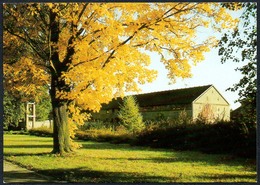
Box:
118 96 144 135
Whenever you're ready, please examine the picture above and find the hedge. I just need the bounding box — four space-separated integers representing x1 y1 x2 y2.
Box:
134 121 256 158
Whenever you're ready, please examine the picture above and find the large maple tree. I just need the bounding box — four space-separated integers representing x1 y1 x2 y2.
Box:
3 3 239 154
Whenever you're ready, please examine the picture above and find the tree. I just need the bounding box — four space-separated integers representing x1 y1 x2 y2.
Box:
3 3 238 154
117 96 144 134
36 88 52 121
3 92 25 130
218 2 256 124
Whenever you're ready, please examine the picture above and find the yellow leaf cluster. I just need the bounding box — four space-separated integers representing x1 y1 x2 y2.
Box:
67 103 90 138
4 57 49 102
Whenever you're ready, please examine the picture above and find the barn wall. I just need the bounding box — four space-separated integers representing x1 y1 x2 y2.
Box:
141 109 192 121
91 109 119 122
91 105 193 122
193 86 230 121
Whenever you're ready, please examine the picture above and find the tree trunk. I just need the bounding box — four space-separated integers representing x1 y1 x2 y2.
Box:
50 74 72 155
51 101 72 154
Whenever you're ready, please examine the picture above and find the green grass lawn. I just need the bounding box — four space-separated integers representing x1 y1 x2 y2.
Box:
4 134 257 183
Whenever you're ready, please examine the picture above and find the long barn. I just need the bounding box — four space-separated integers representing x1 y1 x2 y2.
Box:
91 85 230 123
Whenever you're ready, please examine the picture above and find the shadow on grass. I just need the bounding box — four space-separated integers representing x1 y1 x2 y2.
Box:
5 152 51 157
36 167 180 183
197 173 257 182
4 145 52 149
80 141 162 152
80 142 256 170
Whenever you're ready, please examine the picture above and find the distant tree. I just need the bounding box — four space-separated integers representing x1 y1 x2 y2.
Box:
3 92 25 130
218 2 256 124
176 109 191 125
36 88 52 121
118 96 145 135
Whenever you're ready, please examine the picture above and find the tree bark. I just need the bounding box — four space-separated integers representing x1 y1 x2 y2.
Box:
51 100 72 154
50 76 72 154
48 9 73 155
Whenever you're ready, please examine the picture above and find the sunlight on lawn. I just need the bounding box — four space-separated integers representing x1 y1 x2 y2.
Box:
4 134 256 183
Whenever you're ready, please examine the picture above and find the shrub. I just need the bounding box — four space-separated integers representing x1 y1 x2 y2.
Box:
75 128 134 144
4 130 29 135
134 121 256 158
79 120 115 131
28 126 53 137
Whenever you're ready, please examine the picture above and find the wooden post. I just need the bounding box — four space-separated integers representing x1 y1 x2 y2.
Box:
32 103 36 128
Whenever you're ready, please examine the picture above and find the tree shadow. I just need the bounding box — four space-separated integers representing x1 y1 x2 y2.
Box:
80 141 165 152
5 152 51 157
4 144 52 148
197 173 257 182
80 142 256 170
35 167 180 183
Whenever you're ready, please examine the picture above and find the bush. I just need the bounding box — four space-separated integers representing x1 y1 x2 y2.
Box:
134 121 256 158
4 130 29 135
79 120 116 130
28 126 53 137
75 128 134 144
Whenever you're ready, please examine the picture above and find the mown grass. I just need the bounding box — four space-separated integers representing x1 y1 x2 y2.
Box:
4 134 257 183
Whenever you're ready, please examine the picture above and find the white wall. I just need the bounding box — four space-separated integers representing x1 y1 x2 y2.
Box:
27 120 53 130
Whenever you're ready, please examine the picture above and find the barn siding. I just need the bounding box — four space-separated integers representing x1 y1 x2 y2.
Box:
141 109 192 121
193 86 230 121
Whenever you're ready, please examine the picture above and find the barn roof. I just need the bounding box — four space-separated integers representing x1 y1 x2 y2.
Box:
101 85 212 110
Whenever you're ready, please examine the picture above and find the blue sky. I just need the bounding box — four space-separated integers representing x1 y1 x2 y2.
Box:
137 8 247 110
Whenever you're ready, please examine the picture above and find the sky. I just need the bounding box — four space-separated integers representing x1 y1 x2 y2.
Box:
138 48 243 110
135 8 247 110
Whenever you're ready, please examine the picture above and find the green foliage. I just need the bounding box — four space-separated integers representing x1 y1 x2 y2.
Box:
4 130 29 135
135 121 256 158
117 96 145 134
219 2 256 123
36 89 52 121
28 126 53 137
175 109 192 125
75 128 133 144
79 120 118 131
3 91 25 129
